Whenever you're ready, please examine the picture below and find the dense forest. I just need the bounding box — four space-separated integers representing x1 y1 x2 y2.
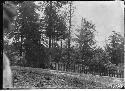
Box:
3 1 124 76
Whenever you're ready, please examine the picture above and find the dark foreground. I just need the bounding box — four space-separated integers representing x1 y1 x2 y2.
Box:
11 66 124 89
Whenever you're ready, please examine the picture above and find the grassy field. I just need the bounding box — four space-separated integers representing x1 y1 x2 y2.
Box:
11 66 124 89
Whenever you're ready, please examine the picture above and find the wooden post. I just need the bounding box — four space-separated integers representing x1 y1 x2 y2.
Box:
57 63 58 70
73 64 75 72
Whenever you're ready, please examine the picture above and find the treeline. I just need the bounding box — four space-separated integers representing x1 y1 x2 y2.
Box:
3 1 124 75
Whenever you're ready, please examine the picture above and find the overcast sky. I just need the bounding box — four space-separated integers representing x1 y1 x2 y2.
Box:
72 1 124 48
21 1 124 48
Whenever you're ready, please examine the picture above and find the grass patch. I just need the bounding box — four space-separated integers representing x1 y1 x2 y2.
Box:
11 66 124 89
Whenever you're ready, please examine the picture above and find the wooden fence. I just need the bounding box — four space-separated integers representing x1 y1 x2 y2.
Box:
51 62 124 78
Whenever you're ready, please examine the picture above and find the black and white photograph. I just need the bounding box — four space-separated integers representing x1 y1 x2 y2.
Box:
3 1 124 89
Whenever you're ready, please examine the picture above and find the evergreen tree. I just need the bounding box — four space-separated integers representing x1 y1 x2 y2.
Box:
13 1 49 68
73 18 96 62
105 31 124 65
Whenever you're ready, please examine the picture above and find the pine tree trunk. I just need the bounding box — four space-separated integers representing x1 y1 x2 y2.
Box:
67 2 72 70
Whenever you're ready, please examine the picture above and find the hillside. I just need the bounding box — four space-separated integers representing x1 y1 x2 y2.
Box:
11 66 124 89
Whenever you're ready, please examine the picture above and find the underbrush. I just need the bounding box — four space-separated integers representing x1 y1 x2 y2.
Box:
11 66 124 89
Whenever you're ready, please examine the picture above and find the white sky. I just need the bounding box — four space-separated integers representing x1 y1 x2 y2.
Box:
72 1 124 48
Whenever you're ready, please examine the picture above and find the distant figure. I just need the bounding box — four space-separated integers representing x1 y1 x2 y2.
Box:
3 1 17 89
